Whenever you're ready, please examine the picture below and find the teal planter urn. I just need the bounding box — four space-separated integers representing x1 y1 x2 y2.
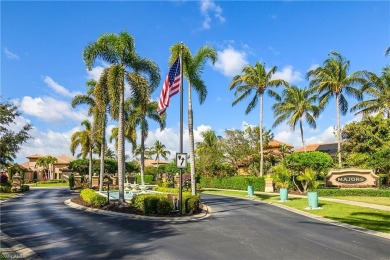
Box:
308 191 319 208
247 185 254 196
279 188 288 202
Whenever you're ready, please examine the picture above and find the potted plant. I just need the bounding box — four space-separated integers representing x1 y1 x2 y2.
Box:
297 168 321 209
270 165 291 202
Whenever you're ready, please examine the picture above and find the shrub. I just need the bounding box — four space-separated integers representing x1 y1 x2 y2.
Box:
131 194 173 215
316 188 390 197
136 175 154 184
270 165 291 188
157 197 173 215
69 174 75 189
200 176 265 191
0 186 11 193
80 188 107 207
21 185 30 192
11 187 18 193
0 174 8 184
182 193 200 214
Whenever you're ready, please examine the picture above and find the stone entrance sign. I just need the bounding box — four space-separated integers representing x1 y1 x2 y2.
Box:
325 168 379 188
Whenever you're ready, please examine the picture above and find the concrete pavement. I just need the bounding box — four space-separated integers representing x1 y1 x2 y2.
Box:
1 189 389 259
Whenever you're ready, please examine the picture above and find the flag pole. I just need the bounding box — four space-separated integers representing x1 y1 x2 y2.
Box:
179 42 184 216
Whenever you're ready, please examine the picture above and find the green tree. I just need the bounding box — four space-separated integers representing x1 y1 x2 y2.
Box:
170 43 218 195
272 85 320 152
369 148 390 177
195 129 224 177
105 148 116 160
221 129 251 171
342 116 390 155
307 51 364 167
149 140 171 167
350 66 390 119
84 32 159 203
0 100 32 166
70 120 93 186
128 73 164 186
229 62 288 177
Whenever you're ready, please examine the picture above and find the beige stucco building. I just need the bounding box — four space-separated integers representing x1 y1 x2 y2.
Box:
18 154 74 180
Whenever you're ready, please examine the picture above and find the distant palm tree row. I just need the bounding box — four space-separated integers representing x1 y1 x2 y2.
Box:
70 30 389 203
230 49 389 173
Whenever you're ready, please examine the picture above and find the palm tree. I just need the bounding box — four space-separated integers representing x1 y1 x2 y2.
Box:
36 156 50 180
196 129 218 153
350 67 390 119
83 32 160 203
105 148 116 159
385 46 390 56
128 73 165 185
149 140 171 167
170 43 218 195
229 62 288 177
307 51 364 167
72 78 110 191
272 85 320 152
46 156 58 180
70 120 93 186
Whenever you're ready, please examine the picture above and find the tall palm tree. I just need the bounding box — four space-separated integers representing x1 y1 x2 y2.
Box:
72 79 108 190
70 120 93 185
129 73 165 185
307 51 364 167
229 62 288 177
350 67 390 119
105 148 116 160
36 156 56 180
46 156 58 180
385 46 390 56
170 43 218 195
272 85 320 152
196 129 218 153
83 32 159 203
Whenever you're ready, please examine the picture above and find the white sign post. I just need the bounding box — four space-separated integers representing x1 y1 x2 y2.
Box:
176 153 187 169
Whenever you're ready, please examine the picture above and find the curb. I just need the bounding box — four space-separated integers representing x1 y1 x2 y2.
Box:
0 230 43 260
64 199 211 222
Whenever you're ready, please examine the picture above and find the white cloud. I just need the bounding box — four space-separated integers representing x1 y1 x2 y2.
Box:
272 65 303 83
200 0 225 30
15 126 77 163
274 125 337 150
214 46 248 77
19 96 88 123
268 46 280 55
44 76 82 98
87 66 105 81
4 47 20 60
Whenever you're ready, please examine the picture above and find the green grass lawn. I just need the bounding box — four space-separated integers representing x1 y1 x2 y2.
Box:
328 196 390 206
33 181 69 187
0 193 19 200
201 189 390 233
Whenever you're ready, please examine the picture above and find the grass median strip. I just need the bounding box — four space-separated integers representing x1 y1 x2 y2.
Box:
201 189 390 233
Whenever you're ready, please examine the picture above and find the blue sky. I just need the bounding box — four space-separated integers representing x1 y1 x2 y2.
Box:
2 0 389 163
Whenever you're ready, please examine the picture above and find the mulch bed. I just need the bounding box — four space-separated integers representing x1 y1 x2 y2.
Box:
70 196 202 217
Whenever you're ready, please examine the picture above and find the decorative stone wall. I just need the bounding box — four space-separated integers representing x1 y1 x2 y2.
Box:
325 168 379 188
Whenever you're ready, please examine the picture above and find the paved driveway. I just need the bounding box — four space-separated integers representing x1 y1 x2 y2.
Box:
1 188 389 259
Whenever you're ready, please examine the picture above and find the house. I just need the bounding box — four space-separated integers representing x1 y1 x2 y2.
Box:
17 154 74 181
139 158 170 167
237 139 294 176
294 142 338 157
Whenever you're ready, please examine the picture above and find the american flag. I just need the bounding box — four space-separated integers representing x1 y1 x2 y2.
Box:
157 58 181 115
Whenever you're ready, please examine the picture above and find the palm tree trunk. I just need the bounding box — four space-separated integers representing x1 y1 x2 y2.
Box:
118 72 125 203
300 118 306 152
188 82 196 195
336 94 342 168
259 93 264 177
99 123 106 192
140 128 145 186
88 148 93 188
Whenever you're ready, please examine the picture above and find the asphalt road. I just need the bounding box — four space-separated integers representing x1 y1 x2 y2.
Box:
1 188 389 260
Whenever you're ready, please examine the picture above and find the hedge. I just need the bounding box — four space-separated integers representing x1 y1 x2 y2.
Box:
80 188 107 207
316 188 390 197
135 175 154 184
200 176 265 192
131 194 173 215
